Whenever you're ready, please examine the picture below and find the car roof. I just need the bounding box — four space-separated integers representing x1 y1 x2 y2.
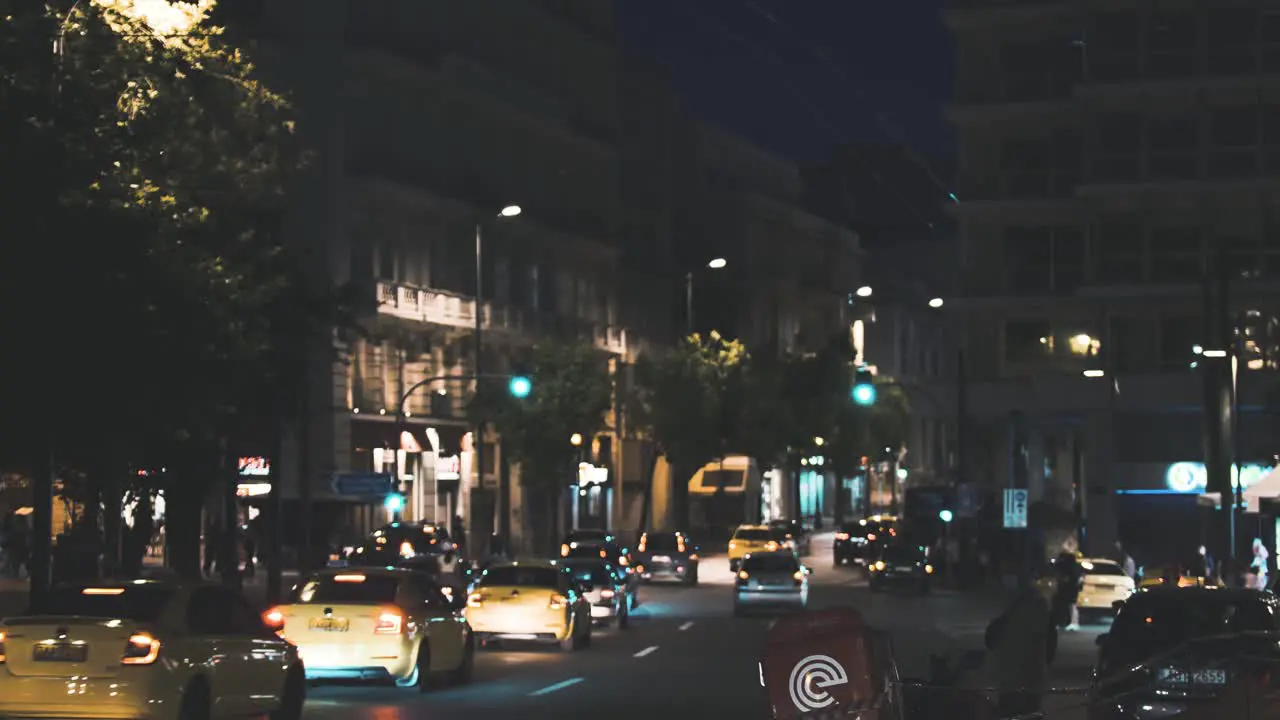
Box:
744 550 798 560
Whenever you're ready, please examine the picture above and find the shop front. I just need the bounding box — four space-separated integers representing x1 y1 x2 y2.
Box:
350 418 469 532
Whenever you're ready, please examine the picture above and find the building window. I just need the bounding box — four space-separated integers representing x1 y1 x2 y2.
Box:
1004 320 1052 365
1149 227 1203 283
1146 116 1200 180
1089 11 1142 82
1145 13 1198 78
1159 314 1201 371
1207 8 1257 76
1108 315 1150 373
1091 113 1142 183
1208 106 1259 178
1053 227 1085 292
1004 226 1051 294
1093 220 1145 284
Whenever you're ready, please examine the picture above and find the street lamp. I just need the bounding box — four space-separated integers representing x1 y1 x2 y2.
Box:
476 204 522 554
813 436 825 447
928 297 944 309
686 258 728 334
570 433 584 447
855 286 873 298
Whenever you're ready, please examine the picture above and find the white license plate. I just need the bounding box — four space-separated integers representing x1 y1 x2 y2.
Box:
651 555 671 563
1159 668 1227 685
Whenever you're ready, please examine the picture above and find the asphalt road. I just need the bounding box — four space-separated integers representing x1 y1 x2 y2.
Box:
297 543 1105 720
0 540 1107 719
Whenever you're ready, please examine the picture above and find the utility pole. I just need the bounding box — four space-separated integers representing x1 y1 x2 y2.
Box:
1202 250 1235 564
473 221 486 556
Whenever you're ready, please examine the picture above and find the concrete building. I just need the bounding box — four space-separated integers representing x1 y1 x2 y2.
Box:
946 0 1280 561
256 0 631 550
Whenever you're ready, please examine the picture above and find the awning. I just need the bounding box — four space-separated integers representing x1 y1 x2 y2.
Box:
689 455 757 496
1244 466 1280 513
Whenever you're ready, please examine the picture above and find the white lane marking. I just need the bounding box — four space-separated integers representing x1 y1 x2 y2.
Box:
528 677 585 696
678 621 695 631
634 645 660 658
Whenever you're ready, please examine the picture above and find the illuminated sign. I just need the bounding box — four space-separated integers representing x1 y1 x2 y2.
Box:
577 463 609 487
1165 462 1270 494
236 482 271 498
435 454 461 481
238 457 270 477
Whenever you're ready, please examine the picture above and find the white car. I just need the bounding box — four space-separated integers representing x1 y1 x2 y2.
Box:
0 579 303 720
269 568 474 691
1077 558 1136 614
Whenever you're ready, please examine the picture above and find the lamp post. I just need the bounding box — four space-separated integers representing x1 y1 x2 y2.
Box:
685 257 728 335
474 204 521 556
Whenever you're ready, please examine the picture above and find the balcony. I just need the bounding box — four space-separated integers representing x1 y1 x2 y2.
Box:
375 281 628 355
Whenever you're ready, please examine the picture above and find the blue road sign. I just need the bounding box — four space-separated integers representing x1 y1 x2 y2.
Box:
332 472 395 497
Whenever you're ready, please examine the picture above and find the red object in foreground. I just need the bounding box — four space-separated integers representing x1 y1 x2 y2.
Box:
760 607 900 719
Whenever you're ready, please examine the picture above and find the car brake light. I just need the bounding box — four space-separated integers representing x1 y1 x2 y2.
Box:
688 553 698 561
467 593 484 609
549 594 568 610
262 607 285 631
374 610 403 635
122 632 160 665
835 532 850 541
560 544 570 557
765 541 779 551
866 533 877 541
0 631 7 663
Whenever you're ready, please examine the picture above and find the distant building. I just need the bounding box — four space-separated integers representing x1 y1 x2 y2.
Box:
945 1 1280 558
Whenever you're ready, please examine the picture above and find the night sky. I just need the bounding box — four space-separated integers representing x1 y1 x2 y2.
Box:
618 0 954 165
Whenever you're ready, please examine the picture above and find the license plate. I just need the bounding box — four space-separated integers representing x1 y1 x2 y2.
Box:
1159 668 1227 686
33 643 88 663
651 555 671 563
308 617 350 632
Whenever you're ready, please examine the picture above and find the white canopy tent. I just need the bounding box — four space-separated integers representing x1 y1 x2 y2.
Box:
1244 466 1280 513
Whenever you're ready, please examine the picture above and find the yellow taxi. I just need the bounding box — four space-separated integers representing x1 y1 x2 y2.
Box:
729 525 782 572
268 567 473 692
463 561 593 651
0 580 303 720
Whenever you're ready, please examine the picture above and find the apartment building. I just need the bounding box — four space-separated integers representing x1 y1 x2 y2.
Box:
946 0 1280 559
256 0 631 543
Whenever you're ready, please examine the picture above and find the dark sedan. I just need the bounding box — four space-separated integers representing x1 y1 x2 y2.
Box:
635 531 700 585
834 515 902 568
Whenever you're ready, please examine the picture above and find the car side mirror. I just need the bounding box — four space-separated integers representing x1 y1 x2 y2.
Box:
1095 633 1109 648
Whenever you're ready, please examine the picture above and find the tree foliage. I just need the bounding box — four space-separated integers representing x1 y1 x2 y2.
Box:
0 1 341 576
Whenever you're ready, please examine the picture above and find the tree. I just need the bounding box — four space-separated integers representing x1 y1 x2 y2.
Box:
631 332 746 530
477 342 612 555
0 1 328 582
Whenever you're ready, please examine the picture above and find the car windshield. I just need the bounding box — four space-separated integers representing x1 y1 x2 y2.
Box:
479 566 561 588
1085 562 1127 577
743 555 799 573
643 534 681 552
881 545 922 564
735 528 771 541
1110 594 1278 664
44 585 175 622
565 563 613 586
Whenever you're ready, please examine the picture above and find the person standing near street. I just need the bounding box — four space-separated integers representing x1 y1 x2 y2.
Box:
1052 551 1082 631
985 575 1058 718
1248 538 1270 590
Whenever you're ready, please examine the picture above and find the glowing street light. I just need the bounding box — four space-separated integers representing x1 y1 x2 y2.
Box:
499 205 522 218
813 436 825 446
928 297 944 308
570 433 584 447
707 257 728 269
855 286 873 298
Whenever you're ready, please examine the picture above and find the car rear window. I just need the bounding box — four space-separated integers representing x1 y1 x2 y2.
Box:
1085 562 1127 577
881 545 922 564
743 554 799 573
565 563 613 586
642 534 681 552
295 574 400 603
479 566 561 588
1110 594 1278 663
44 585 175 622
735 528 771 540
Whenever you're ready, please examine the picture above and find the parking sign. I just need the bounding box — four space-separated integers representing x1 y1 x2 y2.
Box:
1003 488 1028 529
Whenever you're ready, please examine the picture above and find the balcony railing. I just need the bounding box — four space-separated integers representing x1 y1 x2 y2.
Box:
375 281 627 355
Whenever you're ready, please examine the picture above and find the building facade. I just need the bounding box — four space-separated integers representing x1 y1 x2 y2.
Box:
946 0 1280 561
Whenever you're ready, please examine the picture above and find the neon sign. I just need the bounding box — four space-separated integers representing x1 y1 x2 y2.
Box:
1165 462 1270 493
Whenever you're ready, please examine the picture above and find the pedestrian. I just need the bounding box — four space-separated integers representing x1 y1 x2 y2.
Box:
1191 545 1214 580
1051 551 1082 631
203 521 220 577
1248 538 1270 590
985 575 1058 718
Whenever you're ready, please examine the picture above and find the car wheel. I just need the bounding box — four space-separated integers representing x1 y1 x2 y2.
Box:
396 642 432 692
270 665 305 720
449 635 475 686
177 679 211 720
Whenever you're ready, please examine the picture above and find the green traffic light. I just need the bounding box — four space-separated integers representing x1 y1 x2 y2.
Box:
852 383 876 406
509 375 532 398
